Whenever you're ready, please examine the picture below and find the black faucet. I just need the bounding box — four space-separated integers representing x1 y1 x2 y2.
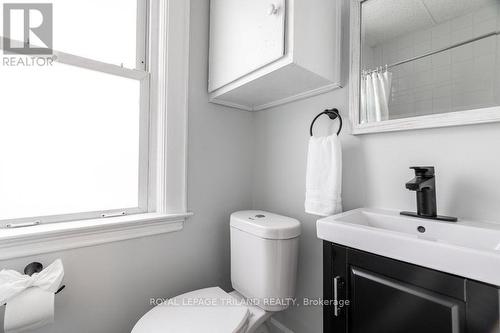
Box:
400 166 457 222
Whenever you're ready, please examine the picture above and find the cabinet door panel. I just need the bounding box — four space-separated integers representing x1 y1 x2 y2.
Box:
350 267 465 333
209 0 286 91
348 248 465 301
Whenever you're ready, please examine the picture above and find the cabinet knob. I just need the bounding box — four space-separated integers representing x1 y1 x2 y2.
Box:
268 3 280 15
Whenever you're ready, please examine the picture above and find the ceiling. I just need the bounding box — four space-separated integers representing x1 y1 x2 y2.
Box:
362 0 499 47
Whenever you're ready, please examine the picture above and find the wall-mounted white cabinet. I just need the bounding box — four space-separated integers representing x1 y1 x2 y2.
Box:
208 0 343 111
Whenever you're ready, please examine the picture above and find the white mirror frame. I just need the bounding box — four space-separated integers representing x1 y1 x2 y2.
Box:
349 0 500 135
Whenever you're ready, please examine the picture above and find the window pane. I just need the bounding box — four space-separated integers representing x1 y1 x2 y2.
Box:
0 63 141 220
1 0 140 68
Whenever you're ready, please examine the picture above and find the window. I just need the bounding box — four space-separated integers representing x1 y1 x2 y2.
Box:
0 0 154 225
0 0 189 259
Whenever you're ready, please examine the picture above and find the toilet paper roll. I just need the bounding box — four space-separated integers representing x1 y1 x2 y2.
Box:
4 287 55 333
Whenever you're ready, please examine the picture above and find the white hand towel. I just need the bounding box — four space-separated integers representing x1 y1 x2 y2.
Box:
305 134 342 216
0 259 64 305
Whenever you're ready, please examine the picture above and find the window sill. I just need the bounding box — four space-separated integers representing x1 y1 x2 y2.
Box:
0 212 193 260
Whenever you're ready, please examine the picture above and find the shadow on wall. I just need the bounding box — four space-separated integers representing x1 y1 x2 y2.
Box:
341 131 366 212
447 179 497 221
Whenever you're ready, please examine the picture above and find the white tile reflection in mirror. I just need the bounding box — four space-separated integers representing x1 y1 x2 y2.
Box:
360 0 500 124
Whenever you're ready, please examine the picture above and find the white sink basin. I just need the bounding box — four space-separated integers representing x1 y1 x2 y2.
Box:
317 208 500 286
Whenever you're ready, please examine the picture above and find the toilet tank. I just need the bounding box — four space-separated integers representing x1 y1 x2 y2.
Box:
230 211 301 312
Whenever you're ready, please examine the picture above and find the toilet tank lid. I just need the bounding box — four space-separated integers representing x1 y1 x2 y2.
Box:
230 211 301 240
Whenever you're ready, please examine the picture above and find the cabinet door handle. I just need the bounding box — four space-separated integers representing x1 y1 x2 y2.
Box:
333 276 343 317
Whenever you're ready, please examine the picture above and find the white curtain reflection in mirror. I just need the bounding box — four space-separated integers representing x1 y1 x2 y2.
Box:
360 69 392 123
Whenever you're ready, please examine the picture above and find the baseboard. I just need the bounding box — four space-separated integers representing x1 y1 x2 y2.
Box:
267 318 295 333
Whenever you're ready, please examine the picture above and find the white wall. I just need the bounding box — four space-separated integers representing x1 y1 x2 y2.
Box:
252 2 500 333
0 1 255 332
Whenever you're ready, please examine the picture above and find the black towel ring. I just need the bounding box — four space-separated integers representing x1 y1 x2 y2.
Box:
310 109 342 136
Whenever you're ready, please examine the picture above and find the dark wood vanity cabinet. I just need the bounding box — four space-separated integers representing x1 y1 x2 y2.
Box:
323 242 500 333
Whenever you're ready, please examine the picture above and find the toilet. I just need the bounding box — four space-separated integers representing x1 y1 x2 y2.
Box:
132 210 301 333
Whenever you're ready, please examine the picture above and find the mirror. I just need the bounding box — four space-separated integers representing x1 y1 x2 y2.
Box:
350 0 500 134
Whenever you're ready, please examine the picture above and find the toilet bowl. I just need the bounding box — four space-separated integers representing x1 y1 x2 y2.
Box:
132 211 301 333
132 287 272 333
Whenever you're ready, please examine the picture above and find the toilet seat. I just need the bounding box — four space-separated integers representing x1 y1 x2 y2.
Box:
131 287 249 333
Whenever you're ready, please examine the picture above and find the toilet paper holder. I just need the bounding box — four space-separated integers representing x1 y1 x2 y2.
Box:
24 262 66 295
1 262 66 307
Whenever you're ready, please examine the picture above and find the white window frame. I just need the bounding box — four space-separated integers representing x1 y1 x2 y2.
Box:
0 0 191 258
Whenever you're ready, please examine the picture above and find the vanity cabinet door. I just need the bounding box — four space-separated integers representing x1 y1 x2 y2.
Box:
324 242 500 333
349 267 465 333
347 249 466 333
324 242 468 333
323 242 347 332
